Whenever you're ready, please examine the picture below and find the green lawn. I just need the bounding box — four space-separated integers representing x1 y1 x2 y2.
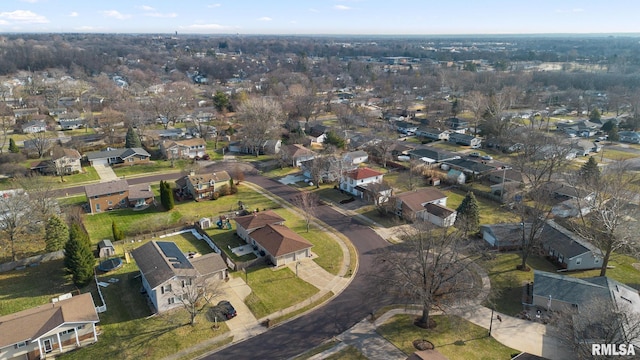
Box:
325 345 367 360
60 262 229 360
445 189 520 225
160 232 215 255
358 207 408 228
112 160 187 177
0 259 78 316
242 265 320 319
377 314 518 360
204 228 257 262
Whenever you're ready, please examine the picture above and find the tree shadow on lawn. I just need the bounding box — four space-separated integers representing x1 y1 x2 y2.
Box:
0 259 76 303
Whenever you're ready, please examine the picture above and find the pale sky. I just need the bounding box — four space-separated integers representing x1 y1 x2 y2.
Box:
0 0 639 35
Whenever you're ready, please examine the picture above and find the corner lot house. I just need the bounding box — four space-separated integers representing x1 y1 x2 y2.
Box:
175 170 232 201
131 241 227 313
160 138 207 159
234 210 286 242
84 179 155 214
0 293 99 360
394 188 457 227
248 224 313 266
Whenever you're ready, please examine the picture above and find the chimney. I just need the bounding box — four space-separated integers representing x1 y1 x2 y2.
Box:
189 170 196 176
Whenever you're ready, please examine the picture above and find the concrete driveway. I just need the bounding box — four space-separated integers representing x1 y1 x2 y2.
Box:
93 163 119 182
215 277 263 341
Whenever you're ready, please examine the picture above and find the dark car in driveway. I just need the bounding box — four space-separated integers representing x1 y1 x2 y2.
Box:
211 300 237 320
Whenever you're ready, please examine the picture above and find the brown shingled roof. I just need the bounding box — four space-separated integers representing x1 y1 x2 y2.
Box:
0 293 99 348
128 183 154 200
234 210 285 231
250 224 313 258
395 188 447 212
84 179 129 198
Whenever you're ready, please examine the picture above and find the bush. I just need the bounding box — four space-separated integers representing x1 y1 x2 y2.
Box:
211 191 220 200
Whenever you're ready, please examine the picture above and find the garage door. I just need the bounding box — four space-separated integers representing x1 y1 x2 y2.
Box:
281 253 295 265
92 158 109 166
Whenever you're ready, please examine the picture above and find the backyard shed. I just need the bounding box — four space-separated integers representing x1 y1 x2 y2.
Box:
98 239 116 258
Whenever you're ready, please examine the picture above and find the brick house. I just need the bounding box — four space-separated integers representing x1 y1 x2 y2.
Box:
84 179 154 214
175 170 232 201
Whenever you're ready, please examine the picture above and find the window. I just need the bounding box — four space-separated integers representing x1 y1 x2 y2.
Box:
576 258 582 265
182 278 192 287
595 257 600 264
96 204 100 211
168 297 175 305
108 201 113 205
15 341 27 349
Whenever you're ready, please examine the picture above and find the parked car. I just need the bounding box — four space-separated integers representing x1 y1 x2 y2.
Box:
481 155 493 161
211 300 237 320
469 152 480 157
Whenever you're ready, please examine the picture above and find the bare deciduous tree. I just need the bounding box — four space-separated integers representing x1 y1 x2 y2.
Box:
292 190 319 232
237 97 285 156
370 224 476 328
0 189 35 261
26 131 52 159
175 276 222 326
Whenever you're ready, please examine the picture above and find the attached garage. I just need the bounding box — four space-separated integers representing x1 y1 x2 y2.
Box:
249 224 313 267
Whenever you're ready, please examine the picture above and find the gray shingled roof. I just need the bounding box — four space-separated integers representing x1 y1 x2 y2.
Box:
131 241 198 290
84 179 129 198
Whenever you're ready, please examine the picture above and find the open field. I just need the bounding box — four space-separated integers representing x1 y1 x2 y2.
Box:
378 314 518 360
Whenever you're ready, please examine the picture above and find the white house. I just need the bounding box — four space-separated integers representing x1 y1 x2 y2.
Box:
343 150 368 166
339 167 391 203
159 138 207 160
21 120 47 134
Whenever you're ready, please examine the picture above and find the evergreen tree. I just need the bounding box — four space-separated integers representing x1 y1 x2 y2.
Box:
165 181 175 210
455 191 480 236
608 125 619 142
601 119 615 133
112 220 125 241
579 156 600 187
8 138 19 153
159 180 167 208
589 108 601 122
44 215 69 252
64 223 94 287
324 130 346 149
125 125 142 148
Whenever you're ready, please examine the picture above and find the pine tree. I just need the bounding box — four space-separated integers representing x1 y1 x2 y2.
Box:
589 108 601 122
44 215 69 252
455 191 480 236
579 156 600 187
64 223 94 287
8 138 19 153
159 180 167 209
165 181 175 210
125 125 142 148
608 125 619 142
112 220 125 241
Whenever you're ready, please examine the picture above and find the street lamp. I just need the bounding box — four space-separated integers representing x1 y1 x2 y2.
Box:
295 261 300 277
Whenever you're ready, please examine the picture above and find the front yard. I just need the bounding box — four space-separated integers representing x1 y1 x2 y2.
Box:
377 314 518 360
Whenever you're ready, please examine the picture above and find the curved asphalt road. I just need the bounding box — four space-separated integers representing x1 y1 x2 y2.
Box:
57 162 393 359
207 174 391 360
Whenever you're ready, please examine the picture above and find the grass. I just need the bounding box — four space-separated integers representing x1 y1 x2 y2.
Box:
59 262 230 360
358 207 408 228
444 189 520 224
600 148 639 161
204 228 257 262
83 184 279 243
292 339 340 360
159 232 214 255
377 314 518 360
242 265 320 319
112 160 187 177
0 259 78 316
325 345 367 360
269 291 334 326
0 166 100 191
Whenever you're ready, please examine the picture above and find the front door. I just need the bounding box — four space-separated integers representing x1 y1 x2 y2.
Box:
43 338 53 353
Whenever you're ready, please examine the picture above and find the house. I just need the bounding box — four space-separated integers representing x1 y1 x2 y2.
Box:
21 120 47 134
396 121 418 134
543 182 595 218
529 270 640 348
85 148 151 166
339 167 391 203
481 220 602 270
98 239 116 258
227 139 281 155
343 150 368 166
58 116 86 130
408 147 460 163
0 293 99 360
281 144 317 167
51 147 82 175
307 124 328 144
445 117 469 131
175 170 232 201
160 138 207 159
234 210 286 242
442 158 496 176
448 133 482 148
247 224 313 266
84 179 154 214
415 127 449 141
13 107 39 120
131 241 227 313
394 188 457 227
619 131 640 144
447 169 466 184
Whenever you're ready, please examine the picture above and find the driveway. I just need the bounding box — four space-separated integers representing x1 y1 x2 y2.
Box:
93 163 119 182
216 277 263 340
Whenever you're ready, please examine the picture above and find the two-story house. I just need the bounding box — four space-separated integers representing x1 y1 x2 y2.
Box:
51 147 82 175
394 188 457 227
175 170 232 201
84 179 155 214
339 167 391 203
131 241 227 313
160 138 207 159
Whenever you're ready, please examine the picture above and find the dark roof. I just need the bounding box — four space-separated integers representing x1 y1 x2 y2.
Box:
0 293 98 348
409 147 459 162
98 239 114 249
481 223 533 248
51 147 81 161
443 158 496 174
542 220 600 259
396 188 448 212
250 224 313 257
85 147 150 161
131 241 198 289
189 252 227 276
84 179 129 198
424 203 455 218
234 210 285 231
448 132 477 141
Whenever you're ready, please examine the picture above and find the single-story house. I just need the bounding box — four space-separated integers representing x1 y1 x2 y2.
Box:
415 127 449 141
247 224 313 266
228 139 282 155
13 108 39 120
442 158 496 176
97 239 116 258
307 124 328 143
21 120 47 134
234 210 286 242
0 293 99 360
395 188 457 227
396 121 418 134
85 147 151 166
343 150 368 166
446 117 469 131
84 179 155 214
159 138 207 160
448 133 482 148
529 270 640 348
481 223 533 250
281 144 317 167
131 241 227 313
619 131 640 144
408 147 460 163
175 170 232 201
58 119 86 130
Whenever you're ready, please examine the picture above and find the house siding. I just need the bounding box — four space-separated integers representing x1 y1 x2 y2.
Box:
88 191 129 214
